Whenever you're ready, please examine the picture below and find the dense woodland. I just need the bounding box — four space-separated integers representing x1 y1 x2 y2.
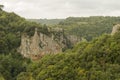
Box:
1 5 120 80
28 19 64 25
58 17 120 41
31 16 120 41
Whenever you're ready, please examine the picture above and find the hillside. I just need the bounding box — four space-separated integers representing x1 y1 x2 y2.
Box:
1 7 120 80
16 25 120 80
0 10 41 54
59 17 120 41
0 9 73 55
28 19 64 25
15 24 120 80
30 17 120 41
0 9 71 80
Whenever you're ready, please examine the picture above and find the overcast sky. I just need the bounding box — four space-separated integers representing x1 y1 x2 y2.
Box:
1 0 120 19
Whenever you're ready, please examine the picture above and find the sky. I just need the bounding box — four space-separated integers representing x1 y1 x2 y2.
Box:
1 0 120 19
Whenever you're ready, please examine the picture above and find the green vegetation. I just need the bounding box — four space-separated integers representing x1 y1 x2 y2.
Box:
58 17 120 41
16 32 120 80
28 19 64 25
31 17 120 41
0 9 42 54
0 9 68 54
1 5 120 80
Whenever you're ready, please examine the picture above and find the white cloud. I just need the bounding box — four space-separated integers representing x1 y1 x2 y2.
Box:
1 0 120 19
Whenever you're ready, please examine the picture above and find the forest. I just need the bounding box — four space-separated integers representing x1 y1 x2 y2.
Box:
1 5 120 80
31 16 120 41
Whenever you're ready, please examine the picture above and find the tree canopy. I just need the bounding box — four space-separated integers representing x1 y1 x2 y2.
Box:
1 5 120 80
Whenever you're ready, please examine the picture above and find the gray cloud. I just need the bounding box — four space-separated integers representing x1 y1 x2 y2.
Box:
1 0 120 19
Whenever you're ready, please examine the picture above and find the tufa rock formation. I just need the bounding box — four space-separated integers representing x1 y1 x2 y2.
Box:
67 35 81 45
111 24 120 35
18 28 69 60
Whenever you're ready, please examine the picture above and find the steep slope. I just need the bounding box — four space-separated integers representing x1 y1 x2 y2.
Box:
30 17 120 41
0 8 72 80
17 25 120 80
58 17 120 41
111 24 120 35
0 9 42 54
0 9 75 60
1 7 120 80
18 28 70 60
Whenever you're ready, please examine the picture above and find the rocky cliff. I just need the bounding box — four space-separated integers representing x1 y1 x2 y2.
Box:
18 28 71 60
111 24 120 35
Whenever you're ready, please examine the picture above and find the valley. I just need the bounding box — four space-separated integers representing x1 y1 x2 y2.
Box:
1 4 120 80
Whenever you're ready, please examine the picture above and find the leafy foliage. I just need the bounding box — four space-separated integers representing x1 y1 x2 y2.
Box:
21 32 120 80
1 5 120 80
58 17 120 41
30 16 120 41
28 19 64 25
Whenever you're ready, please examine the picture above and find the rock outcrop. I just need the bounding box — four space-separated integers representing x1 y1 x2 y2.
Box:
111 24 120 35
18 28 66 60
67 35 81 45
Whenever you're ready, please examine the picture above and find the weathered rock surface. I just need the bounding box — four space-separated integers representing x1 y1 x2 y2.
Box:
111 24 120 35
67 35 81 45
18 28 67 60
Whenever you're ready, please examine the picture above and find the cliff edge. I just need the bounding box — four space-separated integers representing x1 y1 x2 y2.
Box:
18 28 70 60
111 24 120 35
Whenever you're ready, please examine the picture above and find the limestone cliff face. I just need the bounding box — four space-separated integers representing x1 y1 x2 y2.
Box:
111 24 120 35
18 28 66 60
67 35 81 45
